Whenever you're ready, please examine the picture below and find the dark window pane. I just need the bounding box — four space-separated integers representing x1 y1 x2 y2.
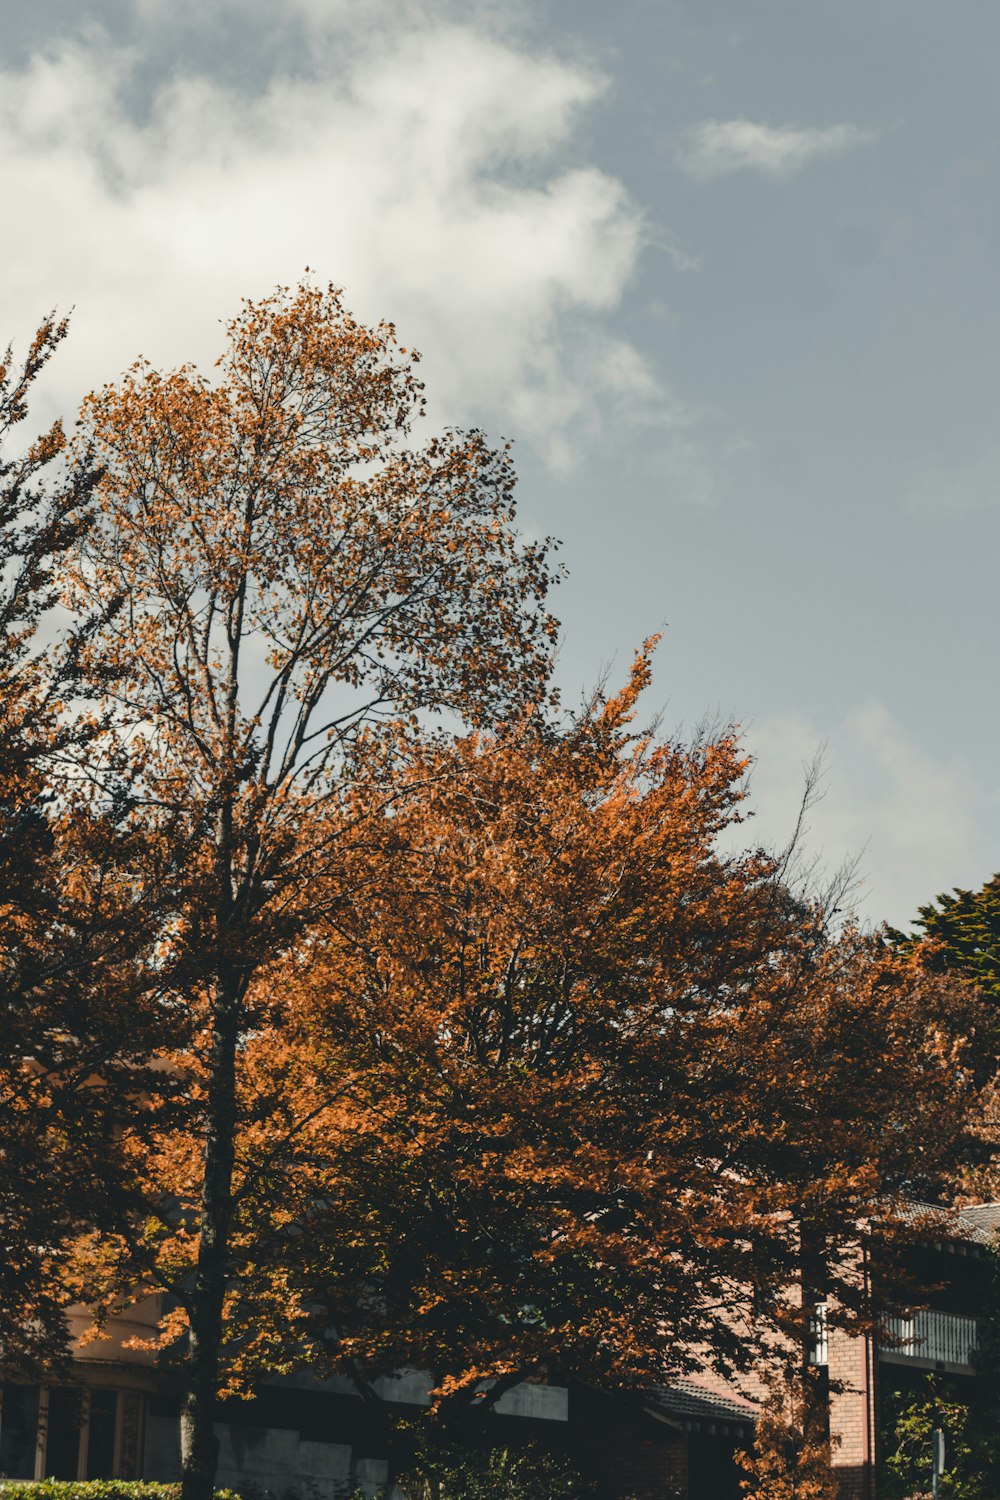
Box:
86 1389 118 1479
46 1388 84 1480
117 1392 144 1479
0 1385 39 1479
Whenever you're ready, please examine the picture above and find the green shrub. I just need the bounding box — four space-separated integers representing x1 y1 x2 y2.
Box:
395 1440 599 1500
879 1376 1000 1500
0 1486 241 1500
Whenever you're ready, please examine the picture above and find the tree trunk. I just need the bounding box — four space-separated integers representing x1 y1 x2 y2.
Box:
180 971 241 1500
180 1325 222 1500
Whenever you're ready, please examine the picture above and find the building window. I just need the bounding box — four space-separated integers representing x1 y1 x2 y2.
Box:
45 1387 85 1480
1 1385 145 1481
808 1304 829 1366
0 1385 39 1478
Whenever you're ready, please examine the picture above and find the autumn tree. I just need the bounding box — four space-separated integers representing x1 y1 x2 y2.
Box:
65 281 558 1500
225 646 993 1479
737 1368 838 1500
0 313 97 1367
0 315 172 1371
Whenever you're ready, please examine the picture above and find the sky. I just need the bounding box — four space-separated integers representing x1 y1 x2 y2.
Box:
1 0 997 927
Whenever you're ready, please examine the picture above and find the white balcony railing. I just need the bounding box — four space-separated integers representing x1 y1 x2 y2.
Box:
807 1305 978 1370
881 1310 978 1369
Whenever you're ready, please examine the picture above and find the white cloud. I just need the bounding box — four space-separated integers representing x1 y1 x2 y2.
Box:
0 19 652 468
676 119 878 180
732 702 995 929
905 446 1000 517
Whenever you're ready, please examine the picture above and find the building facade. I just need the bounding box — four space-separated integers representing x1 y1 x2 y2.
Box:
1 1205 996 1499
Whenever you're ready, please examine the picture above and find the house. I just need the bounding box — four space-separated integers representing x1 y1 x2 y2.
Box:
1 1205 996 1499
818 1202 999 1500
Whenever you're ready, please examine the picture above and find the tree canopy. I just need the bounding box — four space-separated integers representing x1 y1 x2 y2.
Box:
890 874 1000 1201
891 873 1000 1004
63 280 560 1500
0 316 169 1370
0 286 994 1500
208 647 993 1443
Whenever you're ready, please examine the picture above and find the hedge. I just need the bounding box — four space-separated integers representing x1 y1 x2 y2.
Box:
0 1487 242 1500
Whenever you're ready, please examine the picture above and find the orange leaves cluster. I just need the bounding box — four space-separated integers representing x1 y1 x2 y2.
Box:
737 1367 839 1500
68 280 557 822
218 644 994 1407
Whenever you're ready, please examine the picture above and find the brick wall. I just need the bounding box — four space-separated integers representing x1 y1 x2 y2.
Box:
827 1323 876 1500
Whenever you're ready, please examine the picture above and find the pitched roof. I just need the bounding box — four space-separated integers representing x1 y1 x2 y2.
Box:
898 1199 1000 1249
646 1377 758 1433
952 1203 1000 1244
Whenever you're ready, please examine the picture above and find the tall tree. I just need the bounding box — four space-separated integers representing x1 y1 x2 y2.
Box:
890 876 1000 1199
66 281 558 1500
891 874 1000 1004
222 648 993 1476
0 316 164 1371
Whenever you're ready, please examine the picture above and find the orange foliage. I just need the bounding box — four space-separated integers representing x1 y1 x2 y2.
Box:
63 280 559 1500
215 647 992 1416
54 283 993 1497
0 316 176 1371
738 1367 838 1500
